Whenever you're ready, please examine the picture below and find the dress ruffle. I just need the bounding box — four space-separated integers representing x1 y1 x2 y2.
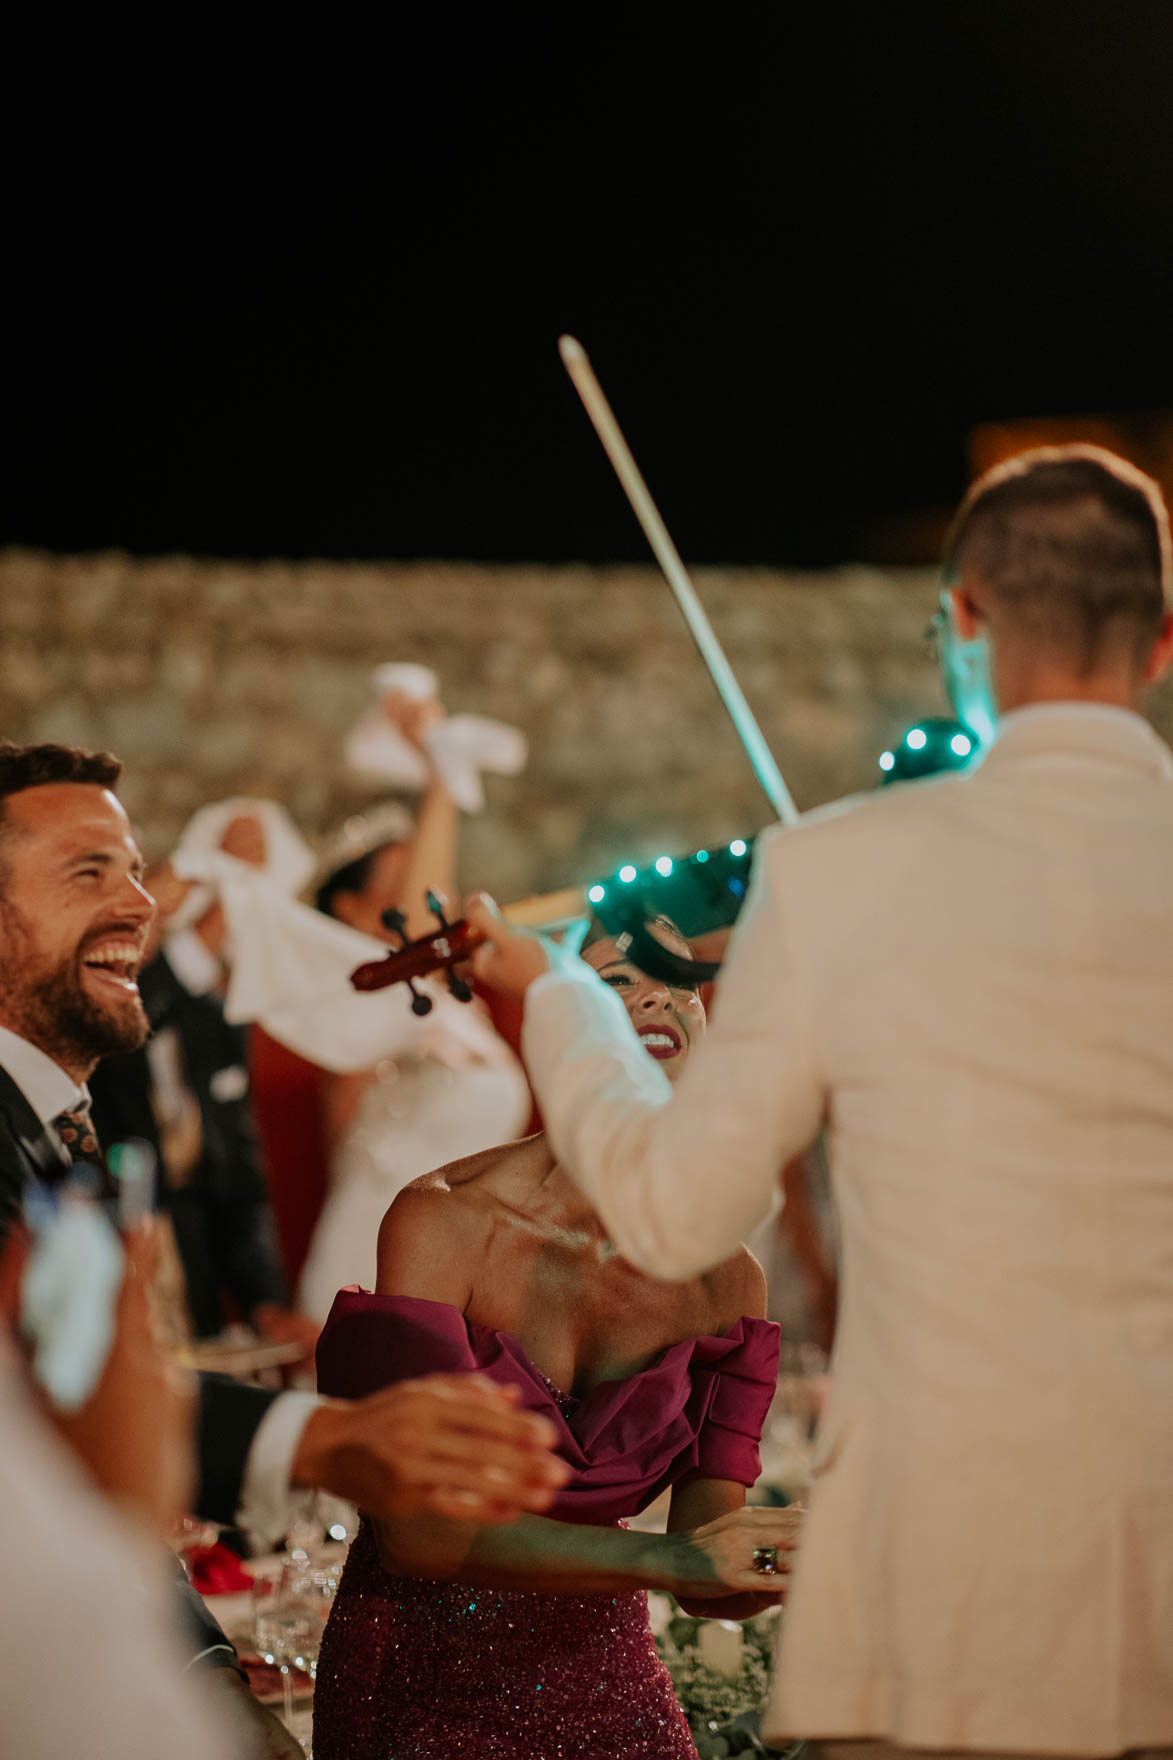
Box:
317 1290 780 1523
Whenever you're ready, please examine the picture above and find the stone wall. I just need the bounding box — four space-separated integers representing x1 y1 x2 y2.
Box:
2 547 1170 901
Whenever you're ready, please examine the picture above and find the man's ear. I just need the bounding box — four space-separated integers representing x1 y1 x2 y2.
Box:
948 584 984 643
1143 610 1173 686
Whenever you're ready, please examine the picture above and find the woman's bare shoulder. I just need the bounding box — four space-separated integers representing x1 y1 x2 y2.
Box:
374 1135 551 1300
419 1131 551 1194
702 1244 769 1329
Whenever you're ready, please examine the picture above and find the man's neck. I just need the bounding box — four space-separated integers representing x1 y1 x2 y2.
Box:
993 666 1142 717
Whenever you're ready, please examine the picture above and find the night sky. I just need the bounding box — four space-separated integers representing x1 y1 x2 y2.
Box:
6 6 1173 566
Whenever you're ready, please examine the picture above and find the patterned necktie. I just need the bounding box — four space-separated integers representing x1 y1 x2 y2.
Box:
52 1104 105 1168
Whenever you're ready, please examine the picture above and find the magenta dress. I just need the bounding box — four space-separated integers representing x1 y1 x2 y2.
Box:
312 1292 780 1760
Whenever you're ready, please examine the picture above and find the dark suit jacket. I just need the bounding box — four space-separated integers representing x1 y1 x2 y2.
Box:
0 1054 284 1526
0 1063 72 1244
89 951 289 1336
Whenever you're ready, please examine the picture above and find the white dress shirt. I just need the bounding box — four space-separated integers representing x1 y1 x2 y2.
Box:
0 1023 88 1126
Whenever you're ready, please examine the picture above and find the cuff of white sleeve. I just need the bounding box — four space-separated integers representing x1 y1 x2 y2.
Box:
527 961 594 1007
235 1391 323 1546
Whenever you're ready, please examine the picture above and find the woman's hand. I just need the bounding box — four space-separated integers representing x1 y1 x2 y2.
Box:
670 1503 803 1604
381 688 446 757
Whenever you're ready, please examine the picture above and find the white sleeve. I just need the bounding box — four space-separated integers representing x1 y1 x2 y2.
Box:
522 836 826 1280
0 1344 244 1760
234 1390 322 1544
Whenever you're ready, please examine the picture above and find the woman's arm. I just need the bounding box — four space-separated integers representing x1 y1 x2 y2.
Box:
398 775 458 938
372 1490 804 1601
375 692 459 938
666 1476 792 1619
663 1251 789 1618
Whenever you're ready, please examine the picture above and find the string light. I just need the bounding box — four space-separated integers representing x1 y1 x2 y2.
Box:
654 855 674 876
618 865 638 884
878 717 980 783
728 838 747 858
694 849 710 864
587 883 606 903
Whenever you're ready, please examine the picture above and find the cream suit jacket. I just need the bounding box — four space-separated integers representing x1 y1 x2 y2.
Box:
523 704 1173 1756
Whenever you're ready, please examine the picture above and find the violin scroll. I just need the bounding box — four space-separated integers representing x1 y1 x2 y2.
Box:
349 893 487 1008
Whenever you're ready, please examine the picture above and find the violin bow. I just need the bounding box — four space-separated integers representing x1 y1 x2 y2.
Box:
350 340 799 1003
558 335 799 828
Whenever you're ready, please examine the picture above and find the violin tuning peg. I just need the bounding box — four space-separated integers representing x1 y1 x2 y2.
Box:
425 888 450 925
407 981 433 1017
446 972 473 1003
381 907 408 941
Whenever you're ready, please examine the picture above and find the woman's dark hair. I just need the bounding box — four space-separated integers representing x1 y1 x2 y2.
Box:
580 912 693 959
314 846 384 919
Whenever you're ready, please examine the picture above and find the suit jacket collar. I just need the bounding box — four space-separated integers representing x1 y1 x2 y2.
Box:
0 1065 72 1187
0 1027 87 1126
979 703 1173 782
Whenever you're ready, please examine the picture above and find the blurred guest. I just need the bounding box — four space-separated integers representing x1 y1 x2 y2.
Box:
0 1325 245 1759
90 808 317 1353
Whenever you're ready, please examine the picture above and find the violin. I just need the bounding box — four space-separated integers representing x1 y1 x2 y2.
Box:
347 871 730 1011
348 887 590 1014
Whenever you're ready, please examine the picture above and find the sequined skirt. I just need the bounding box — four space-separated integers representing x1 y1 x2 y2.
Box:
312 1524 697 1758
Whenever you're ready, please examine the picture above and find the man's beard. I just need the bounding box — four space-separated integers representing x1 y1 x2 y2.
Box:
0 909 149 1074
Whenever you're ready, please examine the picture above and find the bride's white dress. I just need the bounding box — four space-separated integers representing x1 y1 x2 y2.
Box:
297 999 530 1321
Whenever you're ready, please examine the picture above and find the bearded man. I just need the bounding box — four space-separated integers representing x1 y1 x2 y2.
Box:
0 739 564 1528
0 744 152 1230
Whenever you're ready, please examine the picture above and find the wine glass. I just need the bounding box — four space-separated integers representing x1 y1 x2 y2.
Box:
253 1563 307 1733
284 1566 337 1683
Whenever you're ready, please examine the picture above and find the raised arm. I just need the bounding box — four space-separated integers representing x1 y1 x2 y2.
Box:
468 833 827 1280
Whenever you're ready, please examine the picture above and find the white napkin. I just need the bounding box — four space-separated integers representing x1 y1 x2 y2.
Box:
346 663 527 813
170 850 505 1073
172 798 316 894
167 798 317 933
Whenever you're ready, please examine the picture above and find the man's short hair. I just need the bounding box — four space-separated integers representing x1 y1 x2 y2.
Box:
0 741 121 809
942 444 1172 672
0 743 122 886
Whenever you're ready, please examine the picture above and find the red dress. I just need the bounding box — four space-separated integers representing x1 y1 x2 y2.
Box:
311 1292 779 1759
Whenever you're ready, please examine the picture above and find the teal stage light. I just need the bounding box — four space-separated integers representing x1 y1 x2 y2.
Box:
879 717 980 784
584 836 757 942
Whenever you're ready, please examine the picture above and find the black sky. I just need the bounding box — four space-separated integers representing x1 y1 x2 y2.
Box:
6 5 1173 566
